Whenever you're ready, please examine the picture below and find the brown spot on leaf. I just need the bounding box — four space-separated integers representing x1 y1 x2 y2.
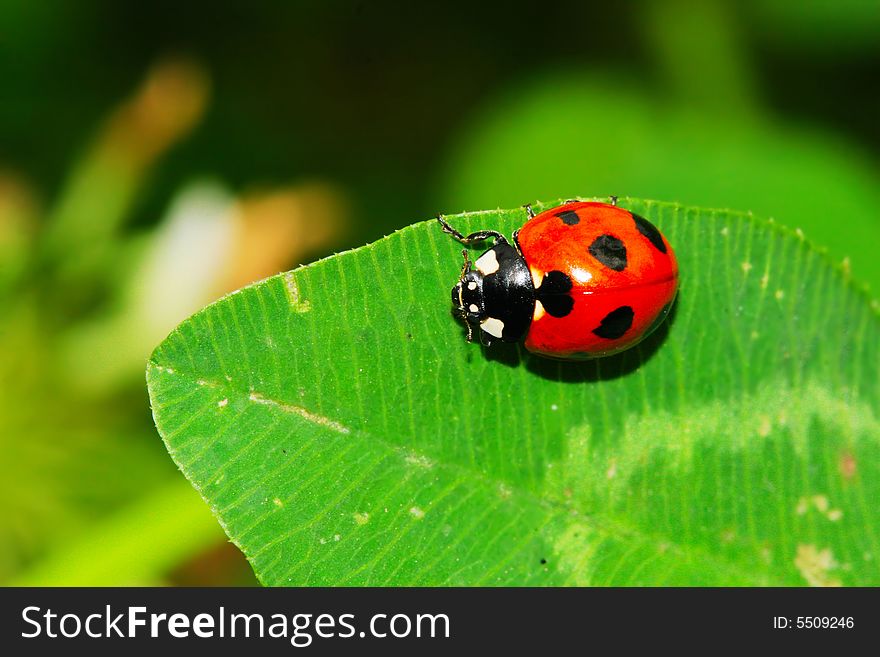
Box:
839 452 857 480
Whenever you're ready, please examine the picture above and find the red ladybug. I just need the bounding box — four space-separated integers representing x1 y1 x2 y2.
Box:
439 199 679 359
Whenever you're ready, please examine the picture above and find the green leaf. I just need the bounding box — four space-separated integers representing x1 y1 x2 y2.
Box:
147 198 880 586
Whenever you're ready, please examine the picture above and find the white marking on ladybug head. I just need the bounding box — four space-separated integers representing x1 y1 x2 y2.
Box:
475 249 500 275
469 303 479 314
533 299 546 321
480 316 505 338
467 281 477 291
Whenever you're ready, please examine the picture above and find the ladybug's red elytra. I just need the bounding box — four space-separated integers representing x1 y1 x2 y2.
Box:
438 199 679 360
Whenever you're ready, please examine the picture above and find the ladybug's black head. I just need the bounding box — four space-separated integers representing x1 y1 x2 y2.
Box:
449 242 536 346
451 254 487 342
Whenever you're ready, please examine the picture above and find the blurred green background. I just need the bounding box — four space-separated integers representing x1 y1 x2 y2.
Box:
1 0 878 585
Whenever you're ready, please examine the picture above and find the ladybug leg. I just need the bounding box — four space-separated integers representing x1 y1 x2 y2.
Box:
564 198 579 204
436 214 465 240
462 230 508 244
609 195 618 206
512 229 524 256
436 214 507 245
459 249 471 278
522 203 535 219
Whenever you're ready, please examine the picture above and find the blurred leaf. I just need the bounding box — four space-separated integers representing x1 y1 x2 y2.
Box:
59 180 350 394
746 0 880 53
10 479 226 586
436 75 880 292
641 0 757 117
39 59 209 295
148 199 880 585
0 171 38 292
59 181 237 393
0 303 171 581
0 59 224 585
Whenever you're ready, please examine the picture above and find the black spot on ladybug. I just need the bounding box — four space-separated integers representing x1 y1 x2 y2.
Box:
589 234 627 271
536 270 574 318
593 306 634 339
644 302 672 338
556 209 580 225
632 212 667 254
539 270 573 294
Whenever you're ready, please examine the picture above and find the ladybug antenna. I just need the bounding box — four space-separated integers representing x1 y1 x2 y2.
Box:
460 249 471 278
465 321 474 343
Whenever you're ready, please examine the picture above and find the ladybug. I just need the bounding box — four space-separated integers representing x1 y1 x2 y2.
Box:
438 199 678 359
